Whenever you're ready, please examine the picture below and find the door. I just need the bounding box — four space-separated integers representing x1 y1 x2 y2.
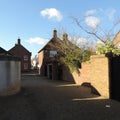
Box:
47 64 52 79
44 65 47 76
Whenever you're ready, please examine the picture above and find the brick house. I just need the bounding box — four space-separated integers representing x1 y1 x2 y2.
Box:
113 31 120 48
38 29 80 82
9 38 31 72
38 30 62 80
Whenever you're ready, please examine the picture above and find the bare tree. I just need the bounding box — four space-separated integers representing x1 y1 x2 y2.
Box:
71 17 120 56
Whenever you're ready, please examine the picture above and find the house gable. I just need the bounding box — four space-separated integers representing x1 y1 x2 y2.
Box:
9 38 31 57
38 30 78 58
9 38 32 72
38 30 62 53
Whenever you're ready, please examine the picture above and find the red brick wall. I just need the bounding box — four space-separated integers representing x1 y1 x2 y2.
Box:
62 55 110 98
77 55 109 98
89 55 109 98
62 65 76 83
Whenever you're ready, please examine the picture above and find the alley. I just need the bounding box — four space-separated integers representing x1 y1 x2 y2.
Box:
0 73 120 120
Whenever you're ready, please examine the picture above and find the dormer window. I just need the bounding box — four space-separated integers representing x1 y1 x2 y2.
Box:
50 50 57 57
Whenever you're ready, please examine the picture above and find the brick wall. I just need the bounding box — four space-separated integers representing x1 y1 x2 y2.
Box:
62 66 75 83
39 50 110 98
90 55 109 98
75 55 110 98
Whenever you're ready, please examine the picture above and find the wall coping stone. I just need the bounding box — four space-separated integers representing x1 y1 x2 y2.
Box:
91 54 106 59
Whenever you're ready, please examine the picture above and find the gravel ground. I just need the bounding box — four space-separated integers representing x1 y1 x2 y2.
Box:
0 73 120 120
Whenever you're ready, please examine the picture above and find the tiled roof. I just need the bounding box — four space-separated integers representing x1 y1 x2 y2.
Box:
0 47 12 55
38 30 79 53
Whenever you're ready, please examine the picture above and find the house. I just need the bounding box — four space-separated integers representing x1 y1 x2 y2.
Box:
9 38 32 72
38 29 62 80
113 31 120 48
38 29 80 82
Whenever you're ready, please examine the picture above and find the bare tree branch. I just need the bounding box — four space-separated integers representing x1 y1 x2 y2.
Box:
72 17 107 44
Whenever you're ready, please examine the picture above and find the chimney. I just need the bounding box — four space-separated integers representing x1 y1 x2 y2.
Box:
17 38 21 45
53 29 57 38
62 33 68 41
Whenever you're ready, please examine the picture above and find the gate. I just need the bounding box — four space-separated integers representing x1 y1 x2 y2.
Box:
109 56 120 100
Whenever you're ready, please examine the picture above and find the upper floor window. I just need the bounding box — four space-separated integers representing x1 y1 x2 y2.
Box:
49 50 57 57
24 55 28 61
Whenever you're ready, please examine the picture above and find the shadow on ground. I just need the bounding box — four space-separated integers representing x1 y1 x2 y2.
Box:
0 73 120 120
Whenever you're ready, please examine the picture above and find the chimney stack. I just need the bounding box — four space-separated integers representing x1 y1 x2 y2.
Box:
53 29 57 38
62 33 68 41
17 38 21 45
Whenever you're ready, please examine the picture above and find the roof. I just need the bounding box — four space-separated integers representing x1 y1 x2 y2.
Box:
9 38 31 56
9 44 31 54
38 36 62 53
0 47 7 54
38 30 79 53
0 47 20 60
0 47 12 55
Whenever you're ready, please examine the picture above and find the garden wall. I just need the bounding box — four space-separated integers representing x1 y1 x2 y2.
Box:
71 55 110 98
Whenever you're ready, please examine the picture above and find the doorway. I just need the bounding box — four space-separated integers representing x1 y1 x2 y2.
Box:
47 64 52 79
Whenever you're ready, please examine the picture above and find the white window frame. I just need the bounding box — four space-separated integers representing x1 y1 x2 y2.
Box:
49 50 57 57
24 55 28 61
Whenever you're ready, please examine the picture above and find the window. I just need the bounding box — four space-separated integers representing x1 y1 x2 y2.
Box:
24 63 28 69
49 50 57 57
24 55 28 61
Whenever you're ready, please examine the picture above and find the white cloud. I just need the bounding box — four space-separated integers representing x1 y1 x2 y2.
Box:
85 9 96 16
40 8 63 21
85 16 100 29
26 37 48 45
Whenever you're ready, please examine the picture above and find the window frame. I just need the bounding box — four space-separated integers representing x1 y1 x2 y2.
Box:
49 50 57 57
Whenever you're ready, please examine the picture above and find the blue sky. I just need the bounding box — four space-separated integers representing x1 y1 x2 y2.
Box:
0 0 120 58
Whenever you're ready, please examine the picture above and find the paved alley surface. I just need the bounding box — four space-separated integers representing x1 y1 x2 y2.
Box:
0 73 120 120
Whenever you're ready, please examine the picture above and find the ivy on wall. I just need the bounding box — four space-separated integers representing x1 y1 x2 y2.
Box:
60 48 91 75
96 38 120 56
